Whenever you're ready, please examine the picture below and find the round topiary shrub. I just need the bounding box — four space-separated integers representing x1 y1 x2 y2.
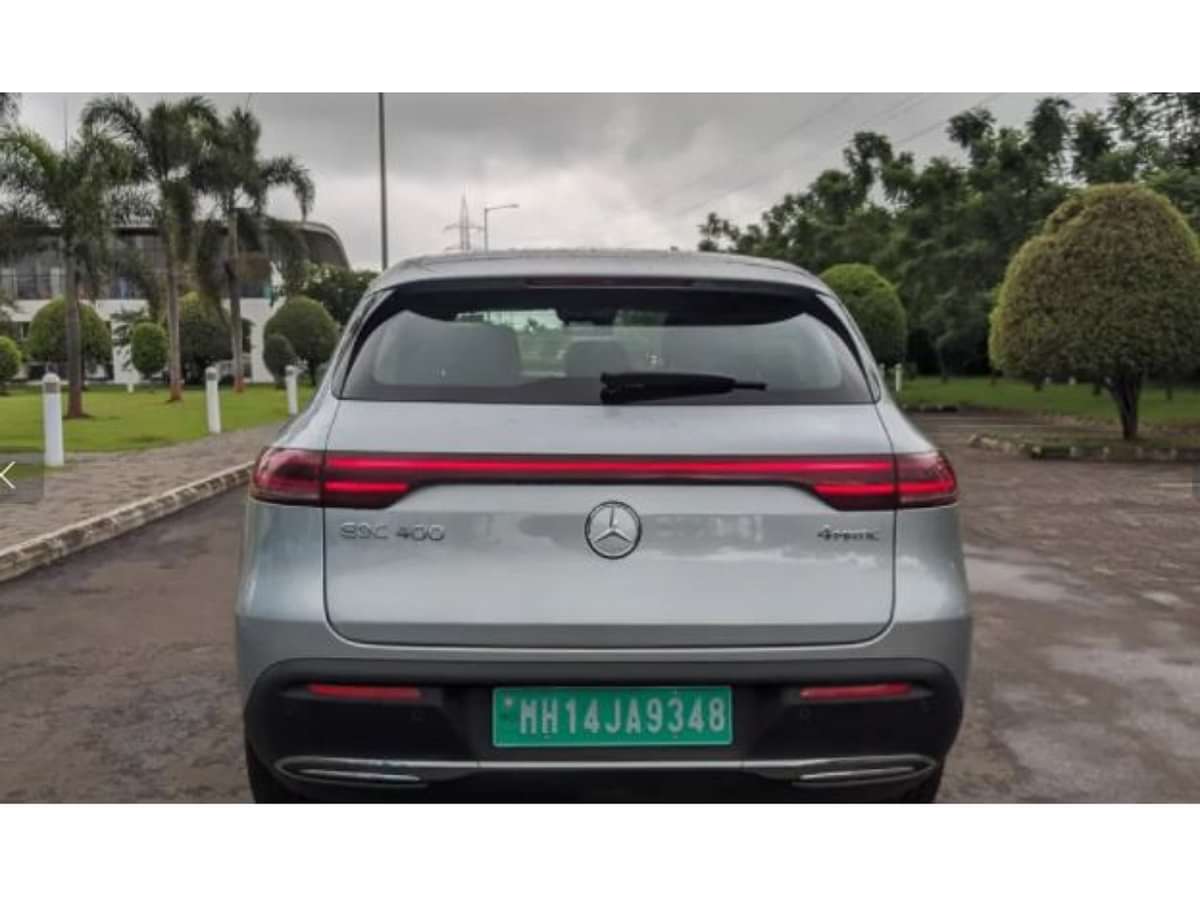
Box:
0 335 21 392
179 293 231 385
819 263 907 366
130 321 168 383
992 183 1200 439
264 296 338 385
263 332 298 387
24 298 112 371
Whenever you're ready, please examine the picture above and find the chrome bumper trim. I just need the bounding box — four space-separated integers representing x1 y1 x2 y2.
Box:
276 754 936 788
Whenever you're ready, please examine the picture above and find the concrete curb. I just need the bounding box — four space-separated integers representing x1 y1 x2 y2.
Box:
968 432 1200 462
901 403 961 414
0 461 253 585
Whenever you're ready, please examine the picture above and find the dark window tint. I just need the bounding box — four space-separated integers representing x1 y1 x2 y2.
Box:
340 287 871 405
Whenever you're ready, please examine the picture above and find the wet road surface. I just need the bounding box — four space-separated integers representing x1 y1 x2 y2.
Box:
1 412 1197 801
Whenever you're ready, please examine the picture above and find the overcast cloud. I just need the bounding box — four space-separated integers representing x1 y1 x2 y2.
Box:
14 93 1107 270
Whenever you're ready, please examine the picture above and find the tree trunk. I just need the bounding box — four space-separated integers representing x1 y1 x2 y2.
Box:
1165 380 1174 402
164 234 183 403
227 210 245 394
1108 372 1141 440
63 248 85 419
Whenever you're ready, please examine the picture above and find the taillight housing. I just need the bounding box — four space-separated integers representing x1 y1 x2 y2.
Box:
250 447 323 505
249 448 957 511
896 451 958 508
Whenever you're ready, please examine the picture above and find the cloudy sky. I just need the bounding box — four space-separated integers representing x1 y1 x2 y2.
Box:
15 93 1108 270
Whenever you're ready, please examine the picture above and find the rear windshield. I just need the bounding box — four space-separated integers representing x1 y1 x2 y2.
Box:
340 286 872 405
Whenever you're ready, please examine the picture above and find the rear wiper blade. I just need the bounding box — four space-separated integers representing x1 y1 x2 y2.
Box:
600 371 767 404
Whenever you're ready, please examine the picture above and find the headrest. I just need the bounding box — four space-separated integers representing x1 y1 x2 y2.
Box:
375 314 522 385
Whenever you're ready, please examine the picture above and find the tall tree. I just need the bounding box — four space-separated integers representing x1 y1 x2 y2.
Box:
82 94 217 402
0 126 140 416
699 97 1079 377
1082 93 1200 232
192 108 313 392
0 93 19 125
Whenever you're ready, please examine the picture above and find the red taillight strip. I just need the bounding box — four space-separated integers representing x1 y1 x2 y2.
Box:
251 448 957 511
320 453 900 511
896 452 958 508
798 682 913 701
324 455 895 476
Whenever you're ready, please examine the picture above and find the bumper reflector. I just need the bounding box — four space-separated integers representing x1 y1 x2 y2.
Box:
306 684 424 702
797 682 912 701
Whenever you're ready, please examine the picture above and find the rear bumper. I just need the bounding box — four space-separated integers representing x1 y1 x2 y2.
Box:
244 657 961 799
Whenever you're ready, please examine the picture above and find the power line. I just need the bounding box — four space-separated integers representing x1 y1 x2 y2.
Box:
519 94 941 246
643 93 854 210
669 93 944 220
891 92 1087 151
891 93 1004 147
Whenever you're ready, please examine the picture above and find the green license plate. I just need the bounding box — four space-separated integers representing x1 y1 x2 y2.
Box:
492 686 733 748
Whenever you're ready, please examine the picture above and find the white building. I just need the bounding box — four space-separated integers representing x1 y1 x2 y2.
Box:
1 221 350 384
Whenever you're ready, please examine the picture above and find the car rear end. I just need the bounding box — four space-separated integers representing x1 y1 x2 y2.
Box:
236 250 970 801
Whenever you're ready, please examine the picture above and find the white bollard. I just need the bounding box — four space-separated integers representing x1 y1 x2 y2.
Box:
205 366 221 435
126 382 134 394
285 364 299 416
42 373 65 468
894 364 903 395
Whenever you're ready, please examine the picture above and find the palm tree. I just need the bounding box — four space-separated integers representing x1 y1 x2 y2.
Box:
0 126 141 417
83 95 217 402
193 108 313 392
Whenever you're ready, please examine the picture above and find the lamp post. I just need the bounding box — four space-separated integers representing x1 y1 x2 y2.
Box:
378 92 389 269
483 203 520 251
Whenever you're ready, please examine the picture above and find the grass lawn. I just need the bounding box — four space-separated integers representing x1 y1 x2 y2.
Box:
898 376 1200 429
0 382 315 453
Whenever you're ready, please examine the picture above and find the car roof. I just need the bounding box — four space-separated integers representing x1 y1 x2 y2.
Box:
369 248 826 293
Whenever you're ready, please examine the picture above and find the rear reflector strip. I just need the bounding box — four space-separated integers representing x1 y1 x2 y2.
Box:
798 683 913 701
251 449 957 511
306 684 423 701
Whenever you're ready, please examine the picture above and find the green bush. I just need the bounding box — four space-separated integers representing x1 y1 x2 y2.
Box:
0 335 21 391
263 332 298 386
178 293 252 385
130 321 168 383
299 263 378 326
264 296 338 385
819 263 907 366
179 294 230 385
24 298 112 371
992 183 1200 439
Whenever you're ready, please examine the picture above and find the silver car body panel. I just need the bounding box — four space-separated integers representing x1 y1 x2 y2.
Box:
322 402 898 648
236 249 969 703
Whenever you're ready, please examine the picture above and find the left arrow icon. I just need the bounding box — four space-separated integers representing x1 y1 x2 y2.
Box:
0 461 15 490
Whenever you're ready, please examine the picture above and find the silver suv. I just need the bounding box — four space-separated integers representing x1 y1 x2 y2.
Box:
236 249 970 802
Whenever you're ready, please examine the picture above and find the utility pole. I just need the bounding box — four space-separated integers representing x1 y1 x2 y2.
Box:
483 203 520 251
443 194 482 251
378 93 389 269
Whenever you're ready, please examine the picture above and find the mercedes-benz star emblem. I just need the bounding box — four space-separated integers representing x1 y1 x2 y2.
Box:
585 502 642 560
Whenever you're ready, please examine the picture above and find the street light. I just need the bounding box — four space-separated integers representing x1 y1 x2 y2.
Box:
483 203 520 251
377 93 389 270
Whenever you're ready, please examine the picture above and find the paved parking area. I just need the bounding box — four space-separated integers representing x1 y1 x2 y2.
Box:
0 412 1197 801
0 424 280 551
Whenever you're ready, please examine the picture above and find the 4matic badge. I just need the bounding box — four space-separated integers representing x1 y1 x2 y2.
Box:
817 525 880 542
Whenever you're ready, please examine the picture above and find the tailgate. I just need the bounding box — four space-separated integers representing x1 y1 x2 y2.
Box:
322 403 895 647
